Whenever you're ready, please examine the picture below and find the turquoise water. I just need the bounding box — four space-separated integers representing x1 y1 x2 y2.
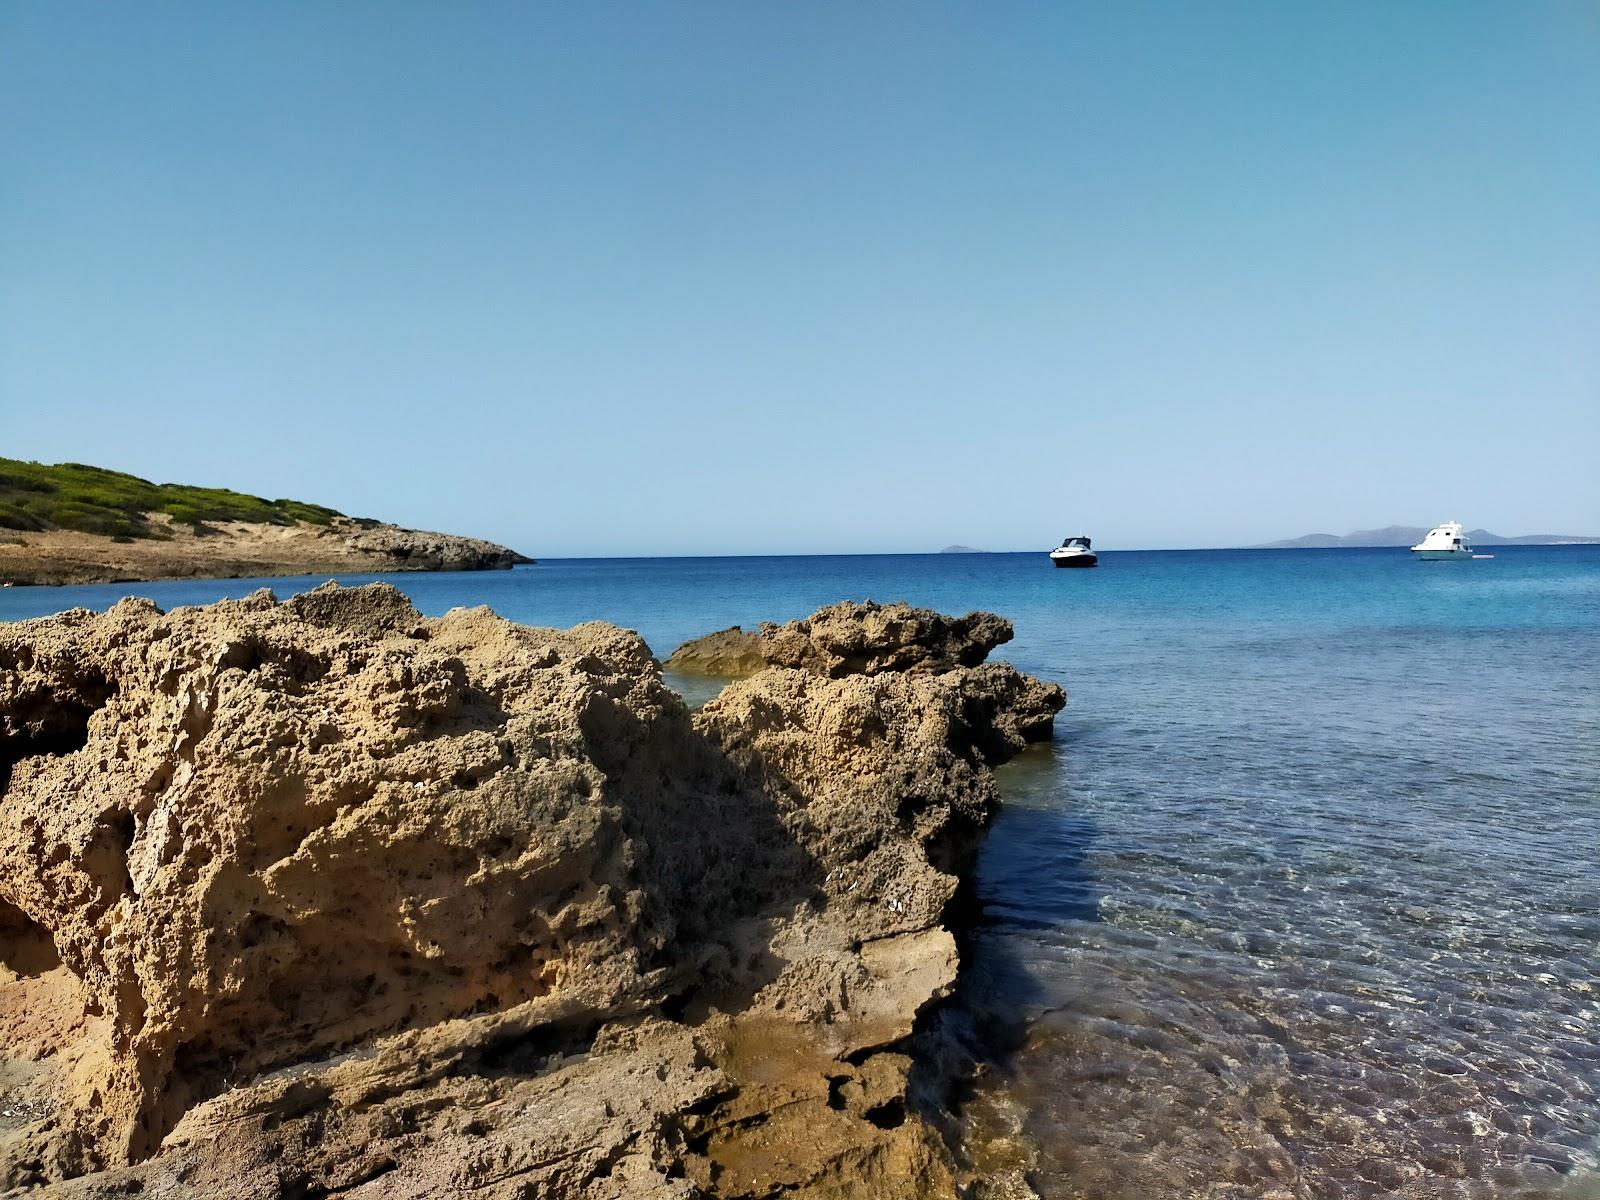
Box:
4 546 1598 1197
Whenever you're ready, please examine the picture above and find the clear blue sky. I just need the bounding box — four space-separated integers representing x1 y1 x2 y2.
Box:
2 2 1596 555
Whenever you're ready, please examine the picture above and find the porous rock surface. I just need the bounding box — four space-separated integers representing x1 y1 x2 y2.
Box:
665 601 1015 679
0 585 1063 1197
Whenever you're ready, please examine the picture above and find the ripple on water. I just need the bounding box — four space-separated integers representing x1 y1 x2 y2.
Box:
958 692 1600 1199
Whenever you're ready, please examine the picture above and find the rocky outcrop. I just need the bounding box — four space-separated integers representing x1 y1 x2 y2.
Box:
333 520 530 572
0 517 531 587
665 601 1015 679
0 586 1063 1197
659 625 768 677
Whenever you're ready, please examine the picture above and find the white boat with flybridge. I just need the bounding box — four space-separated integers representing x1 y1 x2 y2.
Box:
1049 536 1098 568
1411 521 1473 560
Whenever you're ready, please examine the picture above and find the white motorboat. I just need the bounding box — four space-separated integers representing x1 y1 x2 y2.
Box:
1049 536 1098 568
1411 521 1473 560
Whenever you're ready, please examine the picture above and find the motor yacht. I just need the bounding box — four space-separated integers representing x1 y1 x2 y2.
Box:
1049 536 1098 568
1411 521 1473 560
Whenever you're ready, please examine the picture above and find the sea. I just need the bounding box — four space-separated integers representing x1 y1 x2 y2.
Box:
3 545 1597 1199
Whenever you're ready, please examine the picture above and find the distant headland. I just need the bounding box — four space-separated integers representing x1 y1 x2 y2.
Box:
1256 525 1600 549
939 545 989 554
0 458 532 586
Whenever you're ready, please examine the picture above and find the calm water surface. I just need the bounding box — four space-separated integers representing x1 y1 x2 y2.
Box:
4 547 1598 1198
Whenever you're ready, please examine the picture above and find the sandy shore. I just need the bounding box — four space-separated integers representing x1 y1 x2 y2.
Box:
0 514 530 586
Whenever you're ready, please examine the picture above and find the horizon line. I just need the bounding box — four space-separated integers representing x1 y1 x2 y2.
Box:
517 542 1598 562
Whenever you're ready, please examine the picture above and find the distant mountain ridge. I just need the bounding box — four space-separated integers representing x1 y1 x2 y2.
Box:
1257 525 1600 549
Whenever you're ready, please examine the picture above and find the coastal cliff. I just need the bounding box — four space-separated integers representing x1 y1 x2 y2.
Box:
0 587 1062 1197
0 460 531 585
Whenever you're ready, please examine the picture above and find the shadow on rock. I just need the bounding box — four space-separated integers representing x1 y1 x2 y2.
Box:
0 587 1065 1199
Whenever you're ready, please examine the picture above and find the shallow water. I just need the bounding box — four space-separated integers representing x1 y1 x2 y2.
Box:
4 546 1598 1196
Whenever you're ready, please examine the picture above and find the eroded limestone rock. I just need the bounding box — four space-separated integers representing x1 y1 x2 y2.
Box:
0 585 1063 1197
666 600 1015 679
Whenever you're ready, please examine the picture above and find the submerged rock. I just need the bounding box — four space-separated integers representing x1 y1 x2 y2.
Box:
0 585 1063 1197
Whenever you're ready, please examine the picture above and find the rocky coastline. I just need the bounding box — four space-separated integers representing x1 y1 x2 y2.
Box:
0 517 532 587
0 589 1062 1197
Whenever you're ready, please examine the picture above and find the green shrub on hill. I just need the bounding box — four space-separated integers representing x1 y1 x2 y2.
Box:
0 458 346 539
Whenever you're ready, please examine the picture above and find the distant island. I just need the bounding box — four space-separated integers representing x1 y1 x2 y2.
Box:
939 545 989 554
0 458 532 586
1256 525 1600 549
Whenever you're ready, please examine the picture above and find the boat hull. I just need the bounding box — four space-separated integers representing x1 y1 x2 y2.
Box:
1051 554 1098 568
1412 549 1472 561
